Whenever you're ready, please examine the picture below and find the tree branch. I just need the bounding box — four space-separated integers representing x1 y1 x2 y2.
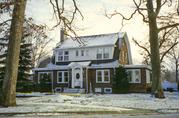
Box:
158 23 179 31
160 42 178 62
132 38 151 56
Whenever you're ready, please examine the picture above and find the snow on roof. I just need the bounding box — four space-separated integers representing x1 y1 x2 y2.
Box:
68 61 91 67
32 63 69 71
124 65 151 70
89 60 120 68
56 32 125 49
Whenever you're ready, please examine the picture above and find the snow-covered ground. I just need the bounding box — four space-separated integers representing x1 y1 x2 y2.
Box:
0 92 179 114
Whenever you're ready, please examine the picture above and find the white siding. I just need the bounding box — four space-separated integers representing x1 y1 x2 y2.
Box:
55 46 114 62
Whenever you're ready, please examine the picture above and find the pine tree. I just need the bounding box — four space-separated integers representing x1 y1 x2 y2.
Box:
0 22 32 90
112 66 129 93
16 38 32 88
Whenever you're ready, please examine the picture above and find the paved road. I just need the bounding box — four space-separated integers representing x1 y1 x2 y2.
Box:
1 113 179 118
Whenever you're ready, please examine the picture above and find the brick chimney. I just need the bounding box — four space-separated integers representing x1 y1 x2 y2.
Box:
60 28 65 43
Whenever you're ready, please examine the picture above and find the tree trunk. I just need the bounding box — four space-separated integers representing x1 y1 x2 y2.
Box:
147 0 165 98
2 0 27 107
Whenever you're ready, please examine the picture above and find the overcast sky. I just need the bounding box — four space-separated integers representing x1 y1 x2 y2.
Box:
26 0 150 64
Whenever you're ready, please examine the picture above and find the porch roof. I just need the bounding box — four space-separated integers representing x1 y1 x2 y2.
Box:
89 60 120 69
32 63 69 71
68 61 91 68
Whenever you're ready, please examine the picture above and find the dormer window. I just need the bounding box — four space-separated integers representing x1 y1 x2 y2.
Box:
96 48 109 59
81 50 84 56
103 48 109 59
57 50 69 61
64 51 69 61
58 51 63 61
76 50 78 56
97 48 103 59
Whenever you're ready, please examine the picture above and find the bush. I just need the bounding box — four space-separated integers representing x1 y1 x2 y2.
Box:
112 66 129 93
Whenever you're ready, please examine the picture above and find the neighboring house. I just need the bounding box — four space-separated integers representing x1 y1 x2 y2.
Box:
33 31 151 93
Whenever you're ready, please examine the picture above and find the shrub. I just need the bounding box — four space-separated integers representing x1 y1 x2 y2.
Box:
112 66 129 93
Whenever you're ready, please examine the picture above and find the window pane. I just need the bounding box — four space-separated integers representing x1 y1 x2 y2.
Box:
64 56 69 61
103 48 109 59
58 51 63 55
81 50 84 56
58 56 63 61
97 71 102 82
97 48 103 59
127 70 132 82
103 53 109 59
86 50 89 56
58 72 62 82
76 50 78 56
134 70 140 83
64 72 68 82
104 70 109 82
97 54 102 59
64 51 68 55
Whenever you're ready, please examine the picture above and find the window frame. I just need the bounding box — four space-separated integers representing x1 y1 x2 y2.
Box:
38 72 52 84
96 69 110 83
96 48 110 60
57 71 69 83
126 69 141 83
57 50 69 61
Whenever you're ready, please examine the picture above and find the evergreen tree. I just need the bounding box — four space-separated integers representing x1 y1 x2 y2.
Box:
112 66 129 93
0 21 32 89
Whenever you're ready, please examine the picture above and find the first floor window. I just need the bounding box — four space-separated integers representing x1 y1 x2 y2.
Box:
38 72 52 84
57 71 69 83
97 71 102 82
96 70 110 83
126 69 141 83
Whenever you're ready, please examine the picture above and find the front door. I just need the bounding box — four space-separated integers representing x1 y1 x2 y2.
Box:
72 67 83 88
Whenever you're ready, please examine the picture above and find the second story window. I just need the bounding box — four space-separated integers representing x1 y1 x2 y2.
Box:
97 48 103 59
96 48 109 59
76 50 78 56
81 50 84 56
58 51 63 61
58 50 69 61
64 51 69 61
103 48 109 59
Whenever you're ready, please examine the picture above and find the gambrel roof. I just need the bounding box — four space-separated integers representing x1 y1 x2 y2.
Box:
56 32 125 49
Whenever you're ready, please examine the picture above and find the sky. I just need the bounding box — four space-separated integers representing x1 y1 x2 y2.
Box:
25 0 150 64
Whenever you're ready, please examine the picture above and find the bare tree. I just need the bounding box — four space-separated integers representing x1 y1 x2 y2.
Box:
1 0 83 106
132 27 178 65
106 0 179 98
24 18 53 68
2 0 27 106
168 46 179 83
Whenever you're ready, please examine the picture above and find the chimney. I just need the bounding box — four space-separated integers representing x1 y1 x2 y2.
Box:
60 28 64 43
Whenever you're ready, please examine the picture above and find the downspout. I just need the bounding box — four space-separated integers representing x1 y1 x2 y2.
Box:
86 67 89 93
51 71 54 94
